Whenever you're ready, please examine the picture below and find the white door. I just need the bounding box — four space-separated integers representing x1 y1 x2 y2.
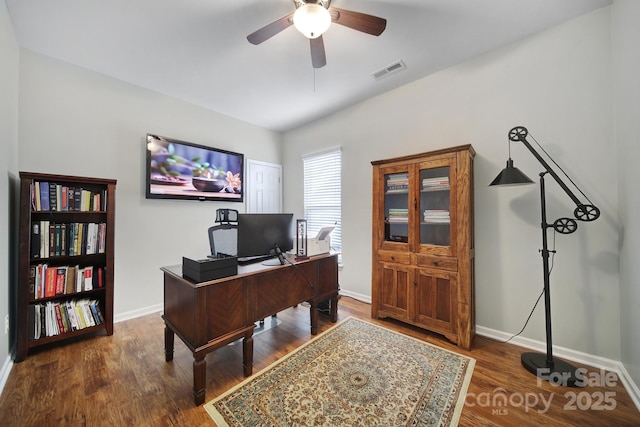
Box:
246 159 282 213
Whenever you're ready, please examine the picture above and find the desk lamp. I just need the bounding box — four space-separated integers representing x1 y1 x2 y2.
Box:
490 126 600 386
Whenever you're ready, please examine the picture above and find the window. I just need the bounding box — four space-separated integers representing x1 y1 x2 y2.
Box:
303 148 342 261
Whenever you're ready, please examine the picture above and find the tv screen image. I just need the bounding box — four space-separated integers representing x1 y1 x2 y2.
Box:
145 134 244 202
237 213 294 264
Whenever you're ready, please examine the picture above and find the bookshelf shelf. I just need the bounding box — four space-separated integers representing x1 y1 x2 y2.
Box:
26 323 106 348
16 172 116 362
371 145 475 350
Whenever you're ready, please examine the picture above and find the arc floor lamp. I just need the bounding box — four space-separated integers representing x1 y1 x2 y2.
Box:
490 126 600 386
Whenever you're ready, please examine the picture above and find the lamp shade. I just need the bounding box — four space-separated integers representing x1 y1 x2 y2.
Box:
490 158 534 186
293 3 331 39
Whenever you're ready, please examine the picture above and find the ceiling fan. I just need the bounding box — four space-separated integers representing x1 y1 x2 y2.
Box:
247 0 387 69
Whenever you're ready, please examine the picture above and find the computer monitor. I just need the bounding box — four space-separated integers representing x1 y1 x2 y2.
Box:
236 213 294 264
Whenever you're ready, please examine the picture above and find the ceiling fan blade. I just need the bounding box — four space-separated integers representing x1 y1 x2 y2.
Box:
310 36 327 69
329 7 387 36
247 14 294 45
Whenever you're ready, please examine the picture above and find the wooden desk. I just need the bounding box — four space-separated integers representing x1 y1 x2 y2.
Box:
161 253 339 405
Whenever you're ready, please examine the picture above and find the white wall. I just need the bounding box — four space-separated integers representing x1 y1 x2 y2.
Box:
0 0 19 371
612 0 640 387
17 50 283 319
283 8 621 360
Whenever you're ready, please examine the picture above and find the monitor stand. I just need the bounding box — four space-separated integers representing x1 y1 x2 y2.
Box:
261 257 284 266
261 245 286 266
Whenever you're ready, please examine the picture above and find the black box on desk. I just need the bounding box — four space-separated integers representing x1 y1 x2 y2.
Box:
182 255 238 282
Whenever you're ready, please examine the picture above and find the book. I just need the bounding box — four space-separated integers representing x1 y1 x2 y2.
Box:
54 223 62 257
83 267 93 291
65 266 77 295
28 266 36 301
62 304 73 332
40 220 50 258
28 305 36 340
80 223 87 255
39 182 49 211
65 301 78 331
48 223 55 259
45 302 56 336
81 189 90 211
96 267 103 288
55 267 67 295
36 304 43 338
89 301 103 325
61 185 68 211
31 222 40 259
33 182 41 211
76 267 84 293
36 264 46 299
75 302 87 329
74 187 82 211
31 304 42 340
49 182 58 212
67 186 75 211
85 223 95 254
82 301 96 327
44 267 56 298
60 223 67 256
53 303 64 335
72 223 80 256
98 223 106 253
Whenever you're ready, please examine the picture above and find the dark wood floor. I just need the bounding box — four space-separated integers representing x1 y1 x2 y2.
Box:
0 296 638 426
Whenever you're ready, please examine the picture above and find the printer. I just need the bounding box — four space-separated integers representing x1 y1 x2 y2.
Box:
307 225 334 256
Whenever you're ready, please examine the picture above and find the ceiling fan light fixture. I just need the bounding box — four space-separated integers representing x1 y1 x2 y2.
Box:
293 3 331 39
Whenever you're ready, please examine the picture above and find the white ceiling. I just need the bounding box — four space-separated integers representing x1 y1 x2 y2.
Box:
6 0 611 132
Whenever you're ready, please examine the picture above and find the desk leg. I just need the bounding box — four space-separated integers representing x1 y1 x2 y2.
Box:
164 325 174 362
242 331 254 377
310 300 318 335
330 294 338 323
193 356 206 406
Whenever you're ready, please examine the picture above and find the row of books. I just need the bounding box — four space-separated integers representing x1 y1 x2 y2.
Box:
386 173 409 193
422 176 450 192
30 181 107 212
423 209 450 224
31 221 106 259
28 299 104 340
29 264 104 300
387 208 409 223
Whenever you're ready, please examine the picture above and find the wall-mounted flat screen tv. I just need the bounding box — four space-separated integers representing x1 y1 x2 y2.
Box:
145 134 244 202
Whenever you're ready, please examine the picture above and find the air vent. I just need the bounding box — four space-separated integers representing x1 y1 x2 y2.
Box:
371 60 406 80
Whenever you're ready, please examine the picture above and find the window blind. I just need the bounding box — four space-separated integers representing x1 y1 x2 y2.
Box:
303 148 342 260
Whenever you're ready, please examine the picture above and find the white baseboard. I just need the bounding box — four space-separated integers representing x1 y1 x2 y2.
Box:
339 289 371 304
617 362 640 411
114 303 163 324
476 325 640 410
0 355 13 400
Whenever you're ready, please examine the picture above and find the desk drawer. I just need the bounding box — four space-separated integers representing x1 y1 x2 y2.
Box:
416 254 457 271
377 250 410 265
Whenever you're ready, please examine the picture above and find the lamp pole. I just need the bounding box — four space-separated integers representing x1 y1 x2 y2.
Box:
519 171 583 386
539 172 554 365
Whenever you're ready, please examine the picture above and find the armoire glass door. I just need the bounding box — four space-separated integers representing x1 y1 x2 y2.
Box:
384 171 409 243
419 166 451 247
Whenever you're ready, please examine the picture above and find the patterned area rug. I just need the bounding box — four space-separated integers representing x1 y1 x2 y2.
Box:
204 317 475 426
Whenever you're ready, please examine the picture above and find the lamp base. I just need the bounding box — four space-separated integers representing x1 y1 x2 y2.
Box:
521 352 582 387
